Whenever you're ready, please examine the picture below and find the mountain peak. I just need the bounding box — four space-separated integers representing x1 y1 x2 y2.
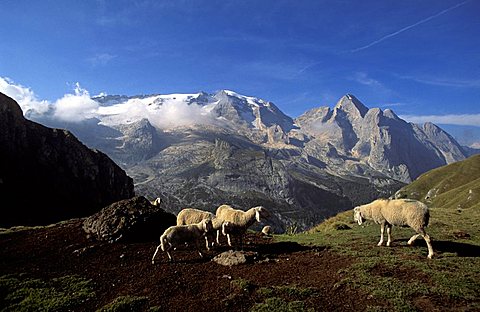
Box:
335 94 369 118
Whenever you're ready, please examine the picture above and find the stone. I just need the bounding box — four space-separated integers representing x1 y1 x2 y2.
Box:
82 196 176 242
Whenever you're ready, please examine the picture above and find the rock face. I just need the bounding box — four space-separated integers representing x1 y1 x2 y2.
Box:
296 94 467 182
82 196 176 242
0 93 134 226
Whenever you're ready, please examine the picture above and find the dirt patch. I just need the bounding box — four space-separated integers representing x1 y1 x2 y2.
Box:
0 220 407 311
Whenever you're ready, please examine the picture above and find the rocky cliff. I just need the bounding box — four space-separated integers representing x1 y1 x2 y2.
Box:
0 93 134 226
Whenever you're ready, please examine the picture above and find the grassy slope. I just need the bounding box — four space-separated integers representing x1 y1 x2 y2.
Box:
277 154 480 311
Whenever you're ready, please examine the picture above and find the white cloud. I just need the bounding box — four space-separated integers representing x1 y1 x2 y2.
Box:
146 100 216 129
396 74 480 88
53 83 99 122
0 77 51 117
0 77 99 123
400 113 480 127
0 77 220 128
352 72 383 88
87 53 117 66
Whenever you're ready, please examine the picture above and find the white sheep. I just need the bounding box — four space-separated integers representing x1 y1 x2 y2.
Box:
216 204 270 248
353 198 434 259
151 218 213 263
176 208 223 248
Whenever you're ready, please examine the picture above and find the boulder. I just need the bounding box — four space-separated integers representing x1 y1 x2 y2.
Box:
212 250 258 266
83 196 176 242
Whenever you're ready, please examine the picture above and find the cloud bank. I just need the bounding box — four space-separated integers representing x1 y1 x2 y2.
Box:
401 113 480 127
0 77 51 117
0 77 217 129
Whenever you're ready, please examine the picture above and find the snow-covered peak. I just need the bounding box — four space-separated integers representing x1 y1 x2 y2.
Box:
213 90 293 131
217 89 271 108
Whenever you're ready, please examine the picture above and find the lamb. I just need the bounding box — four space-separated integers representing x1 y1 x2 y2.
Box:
151 218 213 263
353 198 434 259
176 208 223 248
216 204 270 248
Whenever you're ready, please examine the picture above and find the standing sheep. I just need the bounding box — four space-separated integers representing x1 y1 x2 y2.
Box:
353 198 434 259
176 208 223 248
216 204 270 248
151 218 213 263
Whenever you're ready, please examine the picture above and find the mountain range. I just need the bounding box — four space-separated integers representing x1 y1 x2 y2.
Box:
29 90 473 230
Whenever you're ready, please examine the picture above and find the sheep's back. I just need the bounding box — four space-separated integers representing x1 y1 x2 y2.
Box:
164 224 202 244
381 199 429 229
215 204 234 219
177 208 214 225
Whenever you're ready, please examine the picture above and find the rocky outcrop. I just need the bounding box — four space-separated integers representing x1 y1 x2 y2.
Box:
0 92 134 226
82 196 176 242
294 94 467 182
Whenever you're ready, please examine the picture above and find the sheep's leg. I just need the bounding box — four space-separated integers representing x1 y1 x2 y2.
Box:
164 242 174 262
386 224 392 247
422 234 434 259
152 244 161 264
166 250 173 262
377 223 385 246
216 230 221 245
407 234 421 245
204 236 210 251
226 233 232 247
195 241 204 258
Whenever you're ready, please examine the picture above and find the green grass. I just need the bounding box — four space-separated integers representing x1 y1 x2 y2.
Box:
251 297 314 312
274 155 480 311
96 296 149 312
0 274 95 311
275 211 480 311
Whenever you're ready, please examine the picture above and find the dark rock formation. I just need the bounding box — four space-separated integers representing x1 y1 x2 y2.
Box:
82 196 176 242
0 92 134 227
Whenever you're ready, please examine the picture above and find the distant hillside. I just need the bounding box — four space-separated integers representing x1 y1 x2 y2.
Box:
395 154 480 210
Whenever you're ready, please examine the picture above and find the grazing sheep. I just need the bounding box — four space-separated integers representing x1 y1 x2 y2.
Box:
216 204 270 248
176 208 223 248
151 218 213 263
353 198 434 259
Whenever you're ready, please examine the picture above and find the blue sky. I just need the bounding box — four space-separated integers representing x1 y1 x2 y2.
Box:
1 0 479 143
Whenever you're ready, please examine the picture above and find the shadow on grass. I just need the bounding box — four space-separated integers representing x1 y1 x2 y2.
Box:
256 241 318 255
433 240 480 257
397 238 480 257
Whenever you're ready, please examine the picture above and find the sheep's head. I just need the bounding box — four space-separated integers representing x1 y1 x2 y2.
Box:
151 197 161 206
262 225 273 236
353 207 364 225
254 206 270 222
